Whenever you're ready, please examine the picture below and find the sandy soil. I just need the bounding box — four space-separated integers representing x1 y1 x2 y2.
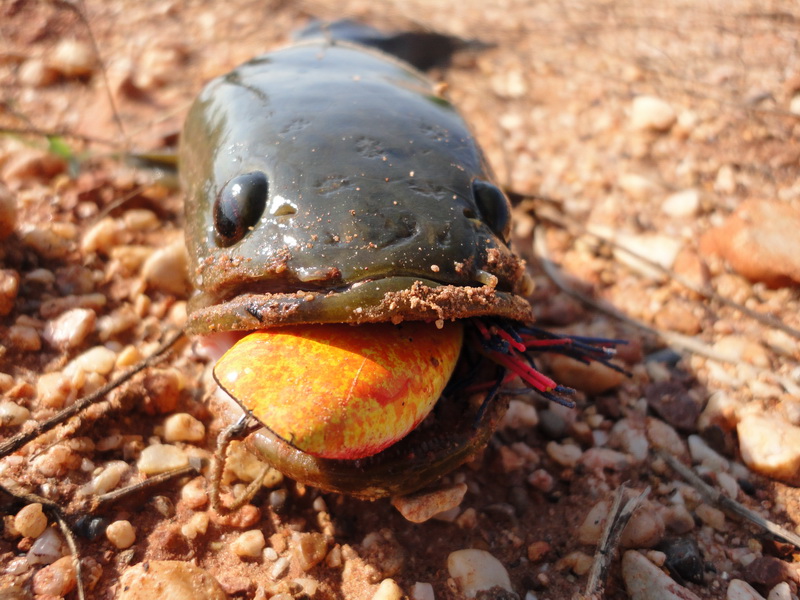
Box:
1 1 799 599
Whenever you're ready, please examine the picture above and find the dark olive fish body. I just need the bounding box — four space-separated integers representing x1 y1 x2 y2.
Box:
182 29 547 499
181 37 532 335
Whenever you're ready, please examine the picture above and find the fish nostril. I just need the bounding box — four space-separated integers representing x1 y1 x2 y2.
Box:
463 208 477 219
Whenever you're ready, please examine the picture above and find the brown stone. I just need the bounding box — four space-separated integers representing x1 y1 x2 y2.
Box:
700 199 800 287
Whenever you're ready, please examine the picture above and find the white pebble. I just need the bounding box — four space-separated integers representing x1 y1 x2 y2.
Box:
737 414 800 485
181 512 209 540
447 549 513 598
63 345 117 377
646 418 688 459
163 413 205 442
231 529 266 558
695 503 726 532
137 444 189 475
14 503 48 538
767 582 791 600
77 460 128 496
610 418 650 462
499 400 538 429
630 95 677 131
81 217 120 254
49 39 95 77
271 556 290 579
662 189 701 218
622 550 700 600
546 441 582 467
141 238 189 296
372 578 404 600
43 308 96 350
727 579 766 600
411 582 435 600
0 400 30 427
106 520 136 549
27 527 65 565
688 435 729 471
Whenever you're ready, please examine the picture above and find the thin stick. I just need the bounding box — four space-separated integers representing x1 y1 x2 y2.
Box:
658 450 800 549
581 485 651 599
0 481 86 600
91 464 198 512
0 329 185 459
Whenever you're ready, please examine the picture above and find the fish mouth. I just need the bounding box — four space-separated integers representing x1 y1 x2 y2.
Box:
185 276 533 335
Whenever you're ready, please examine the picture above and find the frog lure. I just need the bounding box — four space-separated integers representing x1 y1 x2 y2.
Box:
182 21 624 500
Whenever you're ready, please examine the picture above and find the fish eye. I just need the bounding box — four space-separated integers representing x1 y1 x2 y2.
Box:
213 171 269 247
472 179 512 243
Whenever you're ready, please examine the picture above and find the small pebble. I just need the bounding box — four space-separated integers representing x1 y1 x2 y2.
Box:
0 269 20 316
557 551 594 576
391 483 467 523
81 217 121 255
0 400 30 427
447 549 513 598
43 308 96 350
294 532 329 571
48 38 95 77
622 550 701 600
630 95 677 131
142 368 182 414
64 345 117 377
117 560 227 600
141 238 190 296
32 555 76 596
106 520 136 549
8 324 41 351
18 57 59 86
737 414 800 485
27 527 65 565
743 556 800 590
20 224 73 258
688 435 729 471
695 503 727 532
0 183 17 240
767 583 791 600
181 512 210 540
727 579 766 600
646 418 689 459
610 418 649 462
137 443 189 475
499 399 539 429
545 441 582 468
14 503 48 538
662 189 701 218
656 538 704 584
180 477 209 509
231 529 266 559
163 413 205 442
699 199 800 287
620 504 666 548
372 578 404 600
540 354 625 395
411 582 435 600
77 460 128 496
